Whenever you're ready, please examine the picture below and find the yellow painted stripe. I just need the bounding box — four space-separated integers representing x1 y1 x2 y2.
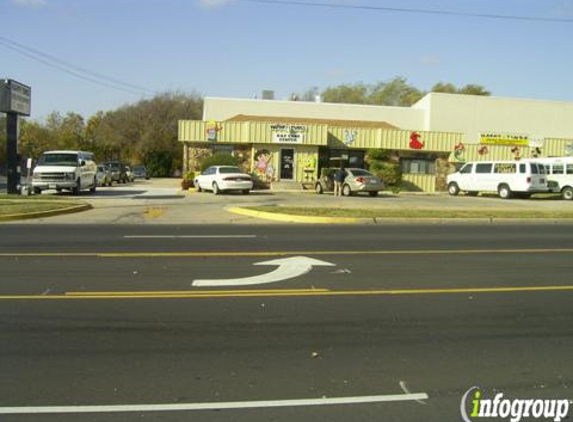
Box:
1 248 573 258
1 285 572 300
65 289 329 296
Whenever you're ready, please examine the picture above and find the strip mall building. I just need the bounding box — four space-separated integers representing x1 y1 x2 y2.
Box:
178 93 573 192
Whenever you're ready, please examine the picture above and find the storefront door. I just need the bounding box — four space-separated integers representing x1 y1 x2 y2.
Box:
280 148 295 180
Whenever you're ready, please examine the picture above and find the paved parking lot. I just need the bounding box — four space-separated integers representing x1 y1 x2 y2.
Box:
4 178 573 224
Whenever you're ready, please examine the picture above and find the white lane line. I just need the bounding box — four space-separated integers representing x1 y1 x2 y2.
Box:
123 235 257 239
0 392 429 414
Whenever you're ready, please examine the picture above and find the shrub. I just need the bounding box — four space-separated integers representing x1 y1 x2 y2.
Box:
367 149 390 162
369 160 402 188
200 153 239 172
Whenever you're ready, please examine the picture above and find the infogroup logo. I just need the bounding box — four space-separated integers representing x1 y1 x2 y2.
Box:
461 386 571 422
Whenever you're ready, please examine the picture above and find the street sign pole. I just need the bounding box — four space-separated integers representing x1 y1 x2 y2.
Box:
6 112 19 194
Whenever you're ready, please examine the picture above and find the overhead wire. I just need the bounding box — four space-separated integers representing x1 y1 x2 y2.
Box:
0 35 157 96
227 0 573 24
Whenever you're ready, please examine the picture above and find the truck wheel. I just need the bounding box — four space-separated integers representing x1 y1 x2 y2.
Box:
448 183 460 196
498 184 512 199
72 179 81 196
562 186 573 200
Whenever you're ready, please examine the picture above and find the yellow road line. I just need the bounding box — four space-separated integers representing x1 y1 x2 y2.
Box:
1 285 573 300
1 248 573 258
65 289 328 296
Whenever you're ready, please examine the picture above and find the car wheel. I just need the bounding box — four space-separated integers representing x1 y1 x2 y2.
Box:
33 188 42 195
90 177 97 193
342 184 352 197
562 186 573 200
55 187 62 193
212 182 220 195
195 181 202 192
448 183 460 196
498 184 512 199
369 191 378 197
315 183 324 194
242 189 250 195
72 179 81 196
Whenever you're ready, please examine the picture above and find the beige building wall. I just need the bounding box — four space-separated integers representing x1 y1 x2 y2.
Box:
415 93 573 143
203 97 425 131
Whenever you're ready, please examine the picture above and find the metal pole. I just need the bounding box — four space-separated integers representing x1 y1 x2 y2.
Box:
6 112 19 194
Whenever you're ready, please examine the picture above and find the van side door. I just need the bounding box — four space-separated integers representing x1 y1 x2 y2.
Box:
473 163 494 191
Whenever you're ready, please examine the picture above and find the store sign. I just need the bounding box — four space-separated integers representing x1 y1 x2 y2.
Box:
480 133 529 146
0 79 31 116
271 124 307 144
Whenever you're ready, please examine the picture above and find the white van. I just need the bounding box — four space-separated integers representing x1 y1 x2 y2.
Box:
32 150 98 195
447 160 549 199
523 157 573 200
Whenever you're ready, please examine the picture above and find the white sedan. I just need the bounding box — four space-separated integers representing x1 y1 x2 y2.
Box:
194 166 253 195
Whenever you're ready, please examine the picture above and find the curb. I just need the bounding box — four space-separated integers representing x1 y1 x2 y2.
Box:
227 207 573 225
0 203 92 221
227 207 363 224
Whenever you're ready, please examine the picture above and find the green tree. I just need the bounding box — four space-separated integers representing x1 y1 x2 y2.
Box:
431 82 457 94
322 83 369 104
458 84 490 96
368 77 424 107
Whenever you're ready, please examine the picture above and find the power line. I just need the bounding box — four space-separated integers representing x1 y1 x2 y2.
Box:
0 35 157 96
229 0 573 23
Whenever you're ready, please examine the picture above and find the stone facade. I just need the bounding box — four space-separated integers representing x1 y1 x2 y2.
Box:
186 145 212 173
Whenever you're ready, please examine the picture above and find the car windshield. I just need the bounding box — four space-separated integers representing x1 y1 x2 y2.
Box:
219 167 242 174
134 166 145 172
37 153 78 167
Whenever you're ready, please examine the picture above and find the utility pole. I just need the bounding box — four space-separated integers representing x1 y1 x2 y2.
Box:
1 79 31 194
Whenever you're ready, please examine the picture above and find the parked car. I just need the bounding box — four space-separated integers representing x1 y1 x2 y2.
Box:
315 167 384 197
523 157 573 200
32 150 97 195
447 160 549 199
132 165 149 180
194 166 253 195
103 161 129 184
96 164 112 187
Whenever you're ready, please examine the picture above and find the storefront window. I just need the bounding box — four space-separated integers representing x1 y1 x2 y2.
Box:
329 149 365 168
211 145 234 155
401 157 436 175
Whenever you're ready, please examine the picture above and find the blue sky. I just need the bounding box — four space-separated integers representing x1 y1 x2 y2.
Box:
1 0 573 120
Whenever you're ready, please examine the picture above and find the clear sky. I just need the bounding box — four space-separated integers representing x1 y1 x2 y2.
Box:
1 0 573 121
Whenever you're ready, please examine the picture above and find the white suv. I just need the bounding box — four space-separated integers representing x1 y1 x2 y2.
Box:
32 150 98 195
447 160 549 199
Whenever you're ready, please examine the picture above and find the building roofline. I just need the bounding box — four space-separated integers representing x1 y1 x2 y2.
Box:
203 96 423 112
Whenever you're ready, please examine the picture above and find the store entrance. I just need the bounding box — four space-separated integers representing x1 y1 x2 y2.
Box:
280 148 294 180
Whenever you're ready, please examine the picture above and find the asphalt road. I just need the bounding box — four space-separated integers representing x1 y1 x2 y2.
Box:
0 224 572 422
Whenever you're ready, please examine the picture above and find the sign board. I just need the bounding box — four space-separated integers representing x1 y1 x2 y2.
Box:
479 133 529 146
271 124 307 144
0 79 31 116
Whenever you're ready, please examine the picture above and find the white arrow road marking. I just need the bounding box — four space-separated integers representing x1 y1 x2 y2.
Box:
192 256 335 287
0 392 429 414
